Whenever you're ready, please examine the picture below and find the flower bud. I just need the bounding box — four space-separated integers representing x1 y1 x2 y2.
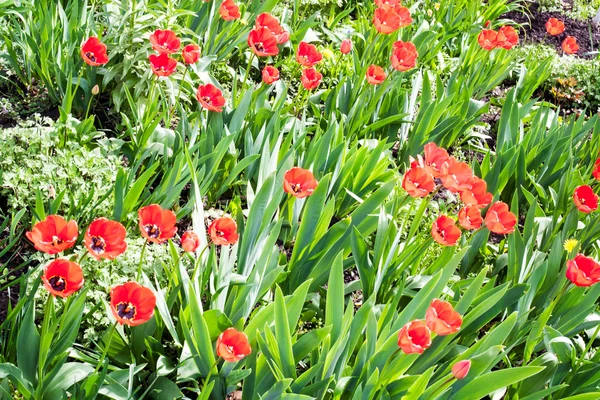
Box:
452 360 471 380
91 84 99 95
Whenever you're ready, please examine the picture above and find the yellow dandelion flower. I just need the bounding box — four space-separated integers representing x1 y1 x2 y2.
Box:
564 238 579 253
322 48 334 59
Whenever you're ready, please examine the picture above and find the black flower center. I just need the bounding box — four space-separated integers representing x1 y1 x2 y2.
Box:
144 224 161 239
202 96 212 105
49 275 66 291
85 51 96 62
215 229 224 238
90 236 106 254
255 43 264 52
116 302 136 320
292 183 302 193
51 236 64 246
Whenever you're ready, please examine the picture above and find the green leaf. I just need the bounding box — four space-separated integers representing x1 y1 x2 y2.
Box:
449 367 544 400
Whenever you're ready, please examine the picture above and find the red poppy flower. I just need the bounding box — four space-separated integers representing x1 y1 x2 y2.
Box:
284 167 318 198
562 36 578 54
478 29 497 50
296 42 323 67
494 26 519 49
452 360 471 380
432 215 461 246
566 254 600 287
138 204 177 243
255 13 289 44
593 158 600 181
80 37 109 66
425 299 462 335
373 7 401 34
484 201 517 234
397 320 432 354
366 65 386 85
42 259 84 298
340 39 352 54
84 218 127 260
460 177 493 208
262 65 280 84
248 27 279 57
181 231 200 252
573 185 598 213
402 165 435 198
182 44 201 64
423 142 450 177
149 53 177 77
110 282 156 326
458 205 483 230
301 67 322 90
208 217 239 246
219 0 240 21
196 83 226 112
439 157 473 193
546 18 565 36
390 40 418 71
375 0 402 8
217 327 252 362
26 215 78 255
149 29 181 54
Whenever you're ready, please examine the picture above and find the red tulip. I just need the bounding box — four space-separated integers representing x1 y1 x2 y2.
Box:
301 67 322 90
573 185 598 213
366 65 386 85
484 201 517 234
80 37 109 66
255 13 289 44
42 259 84 298
149 53 177 77
248 27 279 57
439 157 473 193
423 142 450 178
373 7 400 34
208 217 239 246
182 44 201 64
217 327 252 362
375 0 402 8
340 39 352 54
460 177 493 208
84 218 127 260
494 26 519 49
397 320 432 354
458 205 482 230
26 215 78 254
262 65 280 84
546 18 565 36
297 41 323 67
562 36 578 54
110 282 156 326
196 83 226 112
149 29 180 54
452 360 471 380
432 215 461 246
566 254 600 287
478 29 497 50
284 167 318 198
138 204 177 243
219 0 240 21
425 299 462 335
181 231 200 252
593 158 600 181
402 165 435 198
390 40 417 71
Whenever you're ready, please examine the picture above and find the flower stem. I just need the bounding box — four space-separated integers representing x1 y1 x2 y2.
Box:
136 240 148 281
201 357 221 393
94 321 118 373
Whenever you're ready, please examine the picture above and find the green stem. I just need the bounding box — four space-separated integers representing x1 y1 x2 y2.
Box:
136 240 148 281
240 53 255 105
168 66 188 125
94 321 118 373
578 322 600 366
201 357 221 393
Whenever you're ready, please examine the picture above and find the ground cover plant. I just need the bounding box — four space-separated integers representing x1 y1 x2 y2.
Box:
1 0 600 399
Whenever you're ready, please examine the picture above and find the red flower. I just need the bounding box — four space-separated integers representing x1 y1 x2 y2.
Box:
402 165 435 198
255 13 289 44
452 360 471 380
340 39 352 54
484 201 517 234
397 320 432 354
458 205 482 230
567 254 600 287
196 83 226 112
284 167 318 198
149 53 177 77
26 215 78 254
297 42 323 67
373 7 401 34
439 157 473 193
182 44 201 64
366 64 387 85
390 40 417 71
593 158 600 181
219 0 240 21
375 0 402 8
181 231 200 252
573 185 598 213
217 328 252 362
149 29 181 54
248 27 279 57
460 177 493 208
84 218 127 260
301 67 322 90
546 18 565 36
562 36 578 54
425 299 462 335
423 142 450 177
42 259 84 298
138 204 177 243
110 282 156 326
208 217 239 246
432 215 461 246
80 37 109 66
478 29 497 50
494 26 519 49
262 65 280 84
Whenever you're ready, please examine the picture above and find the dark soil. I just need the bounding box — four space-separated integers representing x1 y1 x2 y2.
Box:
504 2 600 59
